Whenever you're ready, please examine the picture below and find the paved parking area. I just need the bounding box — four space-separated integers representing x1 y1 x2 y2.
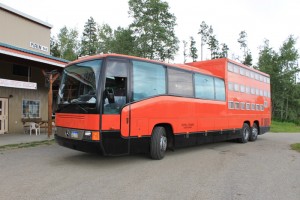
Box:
0 133 299 200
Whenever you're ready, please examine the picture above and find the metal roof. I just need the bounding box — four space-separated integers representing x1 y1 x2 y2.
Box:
0 42 69 67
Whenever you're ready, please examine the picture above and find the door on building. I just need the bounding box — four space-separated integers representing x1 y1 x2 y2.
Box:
0 98 8 134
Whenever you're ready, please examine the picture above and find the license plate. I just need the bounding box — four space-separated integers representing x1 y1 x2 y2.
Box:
71 131 78 139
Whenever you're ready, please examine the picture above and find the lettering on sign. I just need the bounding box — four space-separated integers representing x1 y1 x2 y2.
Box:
29 42 48 52
181 123 195 129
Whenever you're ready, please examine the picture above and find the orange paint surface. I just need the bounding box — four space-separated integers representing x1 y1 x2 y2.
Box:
56 113 99 130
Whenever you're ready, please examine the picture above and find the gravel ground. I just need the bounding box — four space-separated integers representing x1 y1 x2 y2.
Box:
0 133 299 200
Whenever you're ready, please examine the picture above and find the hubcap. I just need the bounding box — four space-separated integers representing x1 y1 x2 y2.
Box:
244 128 249 139
160 135 167 151
252 127 258 138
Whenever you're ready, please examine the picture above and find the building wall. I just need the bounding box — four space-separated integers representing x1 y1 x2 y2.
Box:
0 9 51 55
0 61 49 133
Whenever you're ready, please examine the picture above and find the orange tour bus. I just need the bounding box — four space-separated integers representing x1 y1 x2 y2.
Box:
55 54 271 159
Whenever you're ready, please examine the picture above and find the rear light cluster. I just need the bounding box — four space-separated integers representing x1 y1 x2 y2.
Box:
84 131 100 141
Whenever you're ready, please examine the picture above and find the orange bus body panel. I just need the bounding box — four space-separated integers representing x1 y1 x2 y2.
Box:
56 113 99 130
101 115 120 131
120 96 227 137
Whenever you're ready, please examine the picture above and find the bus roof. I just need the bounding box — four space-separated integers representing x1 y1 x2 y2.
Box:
67 53 214 76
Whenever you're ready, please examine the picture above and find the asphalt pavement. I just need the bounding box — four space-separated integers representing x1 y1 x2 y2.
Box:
0 133 300 200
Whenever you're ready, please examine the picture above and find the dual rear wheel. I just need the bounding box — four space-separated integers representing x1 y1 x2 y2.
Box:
238 123 258 143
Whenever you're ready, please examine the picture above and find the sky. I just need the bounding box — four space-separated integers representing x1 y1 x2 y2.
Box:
1 0 300 65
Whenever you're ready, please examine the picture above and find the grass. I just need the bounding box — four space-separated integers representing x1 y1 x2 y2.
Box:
0 139 54 151
291 143 300 153
270 121 300 133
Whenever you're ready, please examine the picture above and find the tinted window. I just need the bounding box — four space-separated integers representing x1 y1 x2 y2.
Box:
214 78 226 101
168 68 193 97
195 74 214 99
133 61 166 101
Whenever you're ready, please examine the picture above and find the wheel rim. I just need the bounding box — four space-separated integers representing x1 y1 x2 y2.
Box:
244 128 249 140
252 127 258 138
160 135 167 151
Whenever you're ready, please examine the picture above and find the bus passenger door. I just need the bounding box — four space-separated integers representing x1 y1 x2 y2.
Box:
101 58 130 155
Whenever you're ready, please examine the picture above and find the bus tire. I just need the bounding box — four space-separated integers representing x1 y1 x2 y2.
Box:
249 123 258 141
150 126 167 160
238 123 250 143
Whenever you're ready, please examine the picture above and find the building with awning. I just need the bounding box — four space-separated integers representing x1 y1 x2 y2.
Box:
0 3 69 134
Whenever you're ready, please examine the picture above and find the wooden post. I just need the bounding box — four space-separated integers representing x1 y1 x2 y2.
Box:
43 70 59 138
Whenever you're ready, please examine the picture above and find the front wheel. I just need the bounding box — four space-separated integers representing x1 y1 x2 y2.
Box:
150 126 167 160
249 123 258 141
238 123 250 143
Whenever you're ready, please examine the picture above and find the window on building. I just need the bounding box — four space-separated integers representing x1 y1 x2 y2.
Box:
240 85 245 93
260 90 263 96
256 88 259 95
240 67 245 75
234 65 239 73
250 71 255 79
22 100 40 118
195 74 214 99
234 83 239 92
214 78 225 101
133 61 166 101
235 102 240 109
168 68 193 97
246 86 250 94
240 102 245 110
246 103 250 110
228 82 234 91
228 101 234 109
13 65 31 77
245 69 250 77
256 104 260 111
251 103 255 110
228 62 234 72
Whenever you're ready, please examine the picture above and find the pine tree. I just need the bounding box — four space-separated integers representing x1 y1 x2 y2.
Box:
81 17 98 56
189 37 198 62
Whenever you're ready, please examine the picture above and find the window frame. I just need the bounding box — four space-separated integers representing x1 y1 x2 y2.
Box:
22 99 41 118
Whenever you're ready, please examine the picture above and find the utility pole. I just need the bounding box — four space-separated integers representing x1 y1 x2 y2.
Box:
43 70 59 138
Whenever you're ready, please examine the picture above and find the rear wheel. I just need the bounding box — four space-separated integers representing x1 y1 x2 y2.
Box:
238 123 250 143
249 123 258 141
150 126 167 160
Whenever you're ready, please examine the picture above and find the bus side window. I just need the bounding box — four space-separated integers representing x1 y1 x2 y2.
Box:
132 61 166 101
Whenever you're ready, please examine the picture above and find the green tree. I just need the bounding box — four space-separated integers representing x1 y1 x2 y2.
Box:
183 40 188 63
207 31 219 59
128 0 179 61
50 36 60 57
238 30 252 66
189 36 198 62
97 23 113 54
81 17 98 56
57 26 79 61
110 27 136 55
258 36 300 122
198 21 209 61
219 43 229 58
243 51 253 66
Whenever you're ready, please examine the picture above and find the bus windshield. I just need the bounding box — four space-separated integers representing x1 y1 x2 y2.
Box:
57 59 102 112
